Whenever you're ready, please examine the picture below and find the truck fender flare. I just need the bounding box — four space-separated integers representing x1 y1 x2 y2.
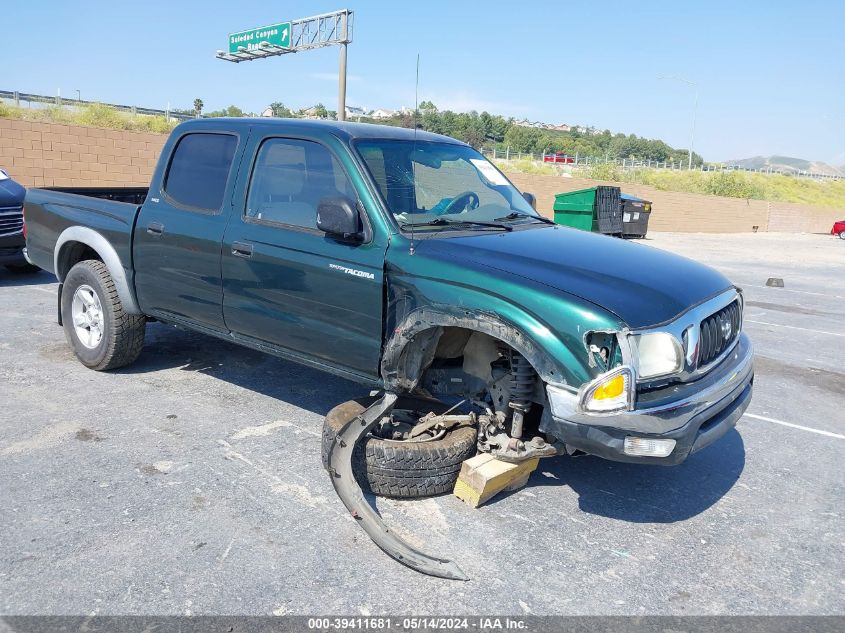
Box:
54 226 142 315
381 306 565 392
326 392 469 581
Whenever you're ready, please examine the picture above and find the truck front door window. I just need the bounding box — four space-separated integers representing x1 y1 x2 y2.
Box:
246 138 356 229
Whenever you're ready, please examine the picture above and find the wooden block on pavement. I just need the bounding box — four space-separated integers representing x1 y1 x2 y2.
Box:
453 454 539 508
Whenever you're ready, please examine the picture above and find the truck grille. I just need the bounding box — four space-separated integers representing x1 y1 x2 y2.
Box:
698 300 741 367
0 206 24 237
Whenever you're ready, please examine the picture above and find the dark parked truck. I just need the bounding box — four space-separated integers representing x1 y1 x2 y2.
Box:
0 169 37 272
24 119 754 579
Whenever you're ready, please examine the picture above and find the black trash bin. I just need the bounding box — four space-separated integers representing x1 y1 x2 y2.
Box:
621 193 652 239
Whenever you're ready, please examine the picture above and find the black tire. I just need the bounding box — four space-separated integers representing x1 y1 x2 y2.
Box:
321 396 477 499
839 231 845 240
61 259 146 371
5 263 40 274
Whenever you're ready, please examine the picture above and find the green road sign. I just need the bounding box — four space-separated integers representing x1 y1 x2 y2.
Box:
228 22 291 54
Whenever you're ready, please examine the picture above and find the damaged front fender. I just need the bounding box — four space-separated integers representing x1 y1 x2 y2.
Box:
381 306 585 393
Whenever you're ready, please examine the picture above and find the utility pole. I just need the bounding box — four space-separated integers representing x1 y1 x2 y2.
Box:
658 75 699 169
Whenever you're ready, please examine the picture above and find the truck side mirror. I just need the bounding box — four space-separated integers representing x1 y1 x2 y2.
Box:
317 196 362 241
522 191 537 211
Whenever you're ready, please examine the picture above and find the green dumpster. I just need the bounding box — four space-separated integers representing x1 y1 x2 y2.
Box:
553 186 623 235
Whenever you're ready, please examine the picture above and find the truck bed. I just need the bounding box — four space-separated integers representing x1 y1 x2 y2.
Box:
43 186 149 205
23 186 145 277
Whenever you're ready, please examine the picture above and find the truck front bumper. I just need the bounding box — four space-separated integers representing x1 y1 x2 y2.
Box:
541 333 754 465
0 232 28 266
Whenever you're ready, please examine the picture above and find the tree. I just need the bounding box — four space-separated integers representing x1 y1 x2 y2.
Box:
418 100 437 113
193 98 203 117
313 103 329 119
205 104 246 118
269 102 293 118
504 125 543 153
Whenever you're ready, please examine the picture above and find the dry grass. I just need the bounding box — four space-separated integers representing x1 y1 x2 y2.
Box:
0 102 178 134
502 159 845 209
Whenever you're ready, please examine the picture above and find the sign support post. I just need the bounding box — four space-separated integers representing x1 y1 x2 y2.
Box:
338 11 348 121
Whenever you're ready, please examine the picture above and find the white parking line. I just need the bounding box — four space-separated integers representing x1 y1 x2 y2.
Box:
722 278 845 299
744 319 845 338
744 413 845 440
757 285 845 300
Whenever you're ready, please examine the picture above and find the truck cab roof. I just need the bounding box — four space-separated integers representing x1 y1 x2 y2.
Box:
173 117 466 145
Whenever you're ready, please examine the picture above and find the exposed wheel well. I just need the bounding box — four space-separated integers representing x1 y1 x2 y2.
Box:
393 325 547 409
57 241 101 281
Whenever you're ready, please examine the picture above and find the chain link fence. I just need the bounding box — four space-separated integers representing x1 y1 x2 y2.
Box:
481 148 844 182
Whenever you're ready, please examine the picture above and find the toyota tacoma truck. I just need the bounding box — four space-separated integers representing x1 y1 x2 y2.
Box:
24 118 754 579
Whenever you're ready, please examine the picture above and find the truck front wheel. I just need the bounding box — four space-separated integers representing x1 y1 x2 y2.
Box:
61 260 146 371
322 396 478 499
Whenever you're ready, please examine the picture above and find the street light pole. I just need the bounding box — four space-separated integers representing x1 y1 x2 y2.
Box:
659 75 698 169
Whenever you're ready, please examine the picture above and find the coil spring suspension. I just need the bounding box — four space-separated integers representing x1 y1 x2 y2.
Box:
508 352 536 439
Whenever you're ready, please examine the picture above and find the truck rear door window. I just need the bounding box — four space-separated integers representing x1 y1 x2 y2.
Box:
164 133 237 211
246 138 355 229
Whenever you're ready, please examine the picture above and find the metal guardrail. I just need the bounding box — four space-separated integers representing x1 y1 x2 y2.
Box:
0 90 196 121
482 148 844 181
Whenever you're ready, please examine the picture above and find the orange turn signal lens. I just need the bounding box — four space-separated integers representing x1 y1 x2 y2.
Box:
580 367 634 413
592 374 626 400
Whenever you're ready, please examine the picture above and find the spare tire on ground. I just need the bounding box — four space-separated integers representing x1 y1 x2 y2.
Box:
321 395 478 499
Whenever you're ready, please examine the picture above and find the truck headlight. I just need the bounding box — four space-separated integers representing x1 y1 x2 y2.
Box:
578 366 634 413
632 332 683 379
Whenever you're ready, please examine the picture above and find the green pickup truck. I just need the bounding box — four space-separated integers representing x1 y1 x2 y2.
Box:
23 118 753 579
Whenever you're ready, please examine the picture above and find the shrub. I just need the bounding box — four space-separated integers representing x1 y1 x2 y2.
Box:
585 162 622 182
701 172 765 199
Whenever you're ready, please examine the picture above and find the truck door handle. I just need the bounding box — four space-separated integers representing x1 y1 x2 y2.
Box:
232 241 254 258
146 221 164 235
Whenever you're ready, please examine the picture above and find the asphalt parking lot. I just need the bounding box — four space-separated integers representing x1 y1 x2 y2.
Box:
1 232 843 616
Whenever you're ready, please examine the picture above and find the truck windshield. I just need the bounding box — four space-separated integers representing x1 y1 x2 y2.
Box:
355 140 538 229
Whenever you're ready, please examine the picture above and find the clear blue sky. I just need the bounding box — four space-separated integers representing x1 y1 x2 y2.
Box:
3 0 843 163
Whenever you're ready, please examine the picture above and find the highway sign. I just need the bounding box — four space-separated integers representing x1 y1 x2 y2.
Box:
228 22 291 53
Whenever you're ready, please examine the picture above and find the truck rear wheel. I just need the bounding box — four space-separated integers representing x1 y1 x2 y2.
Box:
321 396 478 499
61 260 146 371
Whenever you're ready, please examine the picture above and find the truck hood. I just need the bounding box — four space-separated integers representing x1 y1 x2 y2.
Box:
0 177 26 207
423 226 733 329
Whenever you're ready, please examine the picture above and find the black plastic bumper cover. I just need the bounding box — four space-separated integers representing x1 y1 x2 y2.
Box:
0 233 27 265
326 392 468 581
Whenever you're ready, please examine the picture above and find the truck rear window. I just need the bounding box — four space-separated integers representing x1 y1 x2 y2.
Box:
164 133 237 211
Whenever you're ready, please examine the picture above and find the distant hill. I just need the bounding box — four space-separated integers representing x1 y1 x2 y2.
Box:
727 155 844 177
